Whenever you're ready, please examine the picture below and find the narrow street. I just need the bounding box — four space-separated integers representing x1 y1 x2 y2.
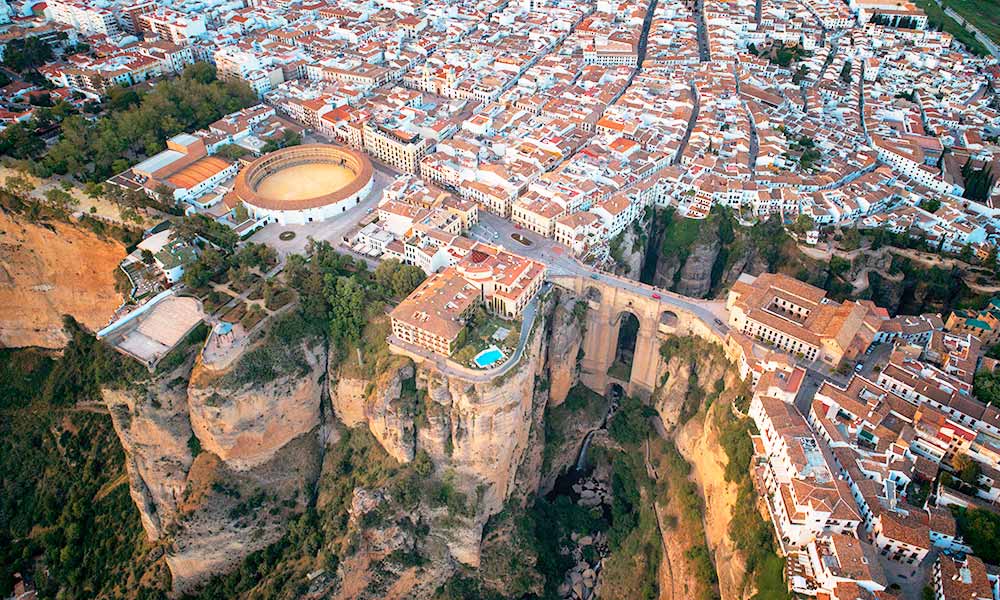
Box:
672 83 700 165
693 0 711 62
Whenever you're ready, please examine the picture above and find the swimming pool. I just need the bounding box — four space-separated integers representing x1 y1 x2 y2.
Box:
473 346 505 368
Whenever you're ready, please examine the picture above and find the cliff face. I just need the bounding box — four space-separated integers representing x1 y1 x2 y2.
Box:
415 325 546 565
651 337 750 600
330 356 416 464
674 236 721 298
612 222 645 281
106 286 587 595
0 212 124 348
103 334 327 594
545 293 583 407
104 367 194 541
187 341 326 471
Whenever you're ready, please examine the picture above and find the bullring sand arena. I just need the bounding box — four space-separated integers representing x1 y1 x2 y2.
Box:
233 144 374 225
254 162 355 202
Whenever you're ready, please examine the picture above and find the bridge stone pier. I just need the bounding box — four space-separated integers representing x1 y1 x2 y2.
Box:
549 274 721 399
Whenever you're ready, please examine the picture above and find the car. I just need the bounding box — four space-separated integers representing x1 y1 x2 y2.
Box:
714 318 723 326
854 363 864 372
590 273 599 280
651 293 661 299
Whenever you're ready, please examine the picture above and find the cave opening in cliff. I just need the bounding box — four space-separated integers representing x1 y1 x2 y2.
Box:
610 311 640 381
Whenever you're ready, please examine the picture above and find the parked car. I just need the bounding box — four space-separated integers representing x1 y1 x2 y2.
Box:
651 293 661 299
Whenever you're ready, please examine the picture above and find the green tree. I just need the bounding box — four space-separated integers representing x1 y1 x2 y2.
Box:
840 60 853 84
2 37 54 72
954 507 1000 564
974 369 1000 406
326 275 367 346
951 453 981 485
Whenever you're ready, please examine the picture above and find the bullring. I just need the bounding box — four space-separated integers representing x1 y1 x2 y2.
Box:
233 144 374 225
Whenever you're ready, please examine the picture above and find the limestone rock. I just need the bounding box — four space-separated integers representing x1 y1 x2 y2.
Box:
187 341 325 471
547 293 583 407
330 359 416 463
103 372 194 541
675 236 721 298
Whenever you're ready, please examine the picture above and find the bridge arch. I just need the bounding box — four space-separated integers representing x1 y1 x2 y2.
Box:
611 310 641 377
659 310 679 329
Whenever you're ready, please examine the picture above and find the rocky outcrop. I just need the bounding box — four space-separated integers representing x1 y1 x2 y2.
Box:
675 236 721 298
330 357 416 464
653 336 749 600
546 293 583 407
104 368 195 541
415 326 545 565
187 341 325 471
675 401 748 600
103 327 329 594
166 431 322 592
612 224 645 281
0 212 125 349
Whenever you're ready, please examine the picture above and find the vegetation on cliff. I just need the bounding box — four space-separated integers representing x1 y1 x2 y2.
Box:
0 322 167 599
715 396 791 599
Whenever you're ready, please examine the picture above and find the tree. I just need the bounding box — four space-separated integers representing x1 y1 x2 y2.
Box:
954 507 1000 565
973 369 1000 406
951 453 981 485
215 144 250 161
3 173 35 198
174 214 238 251
789 214 814 235
918 197 941 213
2 37 54 72
0 122 46 159
181 247 224 289
30 63 256 182
374 259 425 297
43 188 77 217
326 275 367 346
83 182 104 199
840 61 853 84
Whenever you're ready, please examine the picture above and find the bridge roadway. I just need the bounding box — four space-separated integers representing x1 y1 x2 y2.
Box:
546 261 730 337
471 213 730 336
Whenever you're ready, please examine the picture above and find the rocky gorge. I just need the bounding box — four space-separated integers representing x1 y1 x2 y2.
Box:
90 267 770 599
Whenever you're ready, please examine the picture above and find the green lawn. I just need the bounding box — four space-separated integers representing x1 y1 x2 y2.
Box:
913 0 990 55
752 553 791 600
945 0 1000 45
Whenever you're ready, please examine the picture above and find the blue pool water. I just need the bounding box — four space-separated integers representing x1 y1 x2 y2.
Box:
473 347 505 368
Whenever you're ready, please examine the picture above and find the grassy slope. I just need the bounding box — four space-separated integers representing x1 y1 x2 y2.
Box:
913 0 990 55
0 348 169 599
944 0 1000 45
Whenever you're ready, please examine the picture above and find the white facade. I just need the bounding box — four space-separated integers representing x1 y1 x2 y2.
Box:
245 178 373 226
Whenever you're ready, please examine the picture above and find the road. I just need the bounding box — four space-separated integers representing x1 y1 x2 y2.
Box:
470 212 730 336
693 0 712 62
673 83 700 165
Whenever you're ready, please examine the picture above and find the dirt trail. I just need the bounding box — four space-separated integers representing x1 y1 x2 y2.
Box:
0 167 154 227
0 211 125 348
675 403 747 600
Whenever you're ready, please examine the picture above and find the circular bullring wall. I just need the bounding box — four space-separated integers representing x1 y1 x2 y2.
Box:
233 144 374 226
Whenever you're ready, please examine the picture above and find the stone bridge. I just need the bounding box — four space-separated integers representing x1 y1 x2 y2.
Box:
548 273 724 399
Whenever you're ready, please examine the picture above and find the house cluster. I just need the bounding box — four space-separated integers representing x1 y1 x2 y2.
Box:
107 103 300 236
726 271 1000 598
14 0 1000 259
389 242 545 357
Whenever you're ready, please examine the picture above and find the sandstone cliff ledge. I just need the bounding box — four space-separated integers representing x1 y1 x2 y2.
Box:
103 331 327 594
